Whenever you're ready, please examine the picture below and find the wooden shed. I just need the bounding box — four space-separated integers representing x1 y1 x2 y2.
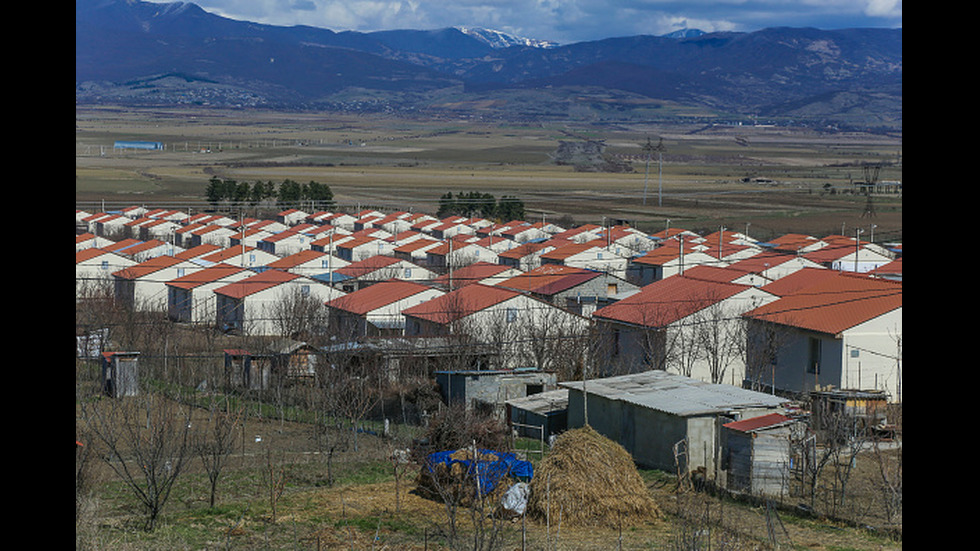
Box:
809 389 890 441
101 351 140 398
721 413 800 498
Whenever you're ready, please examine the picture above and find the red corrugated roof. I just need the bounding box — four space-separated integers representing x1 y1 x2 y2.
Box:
758 267 838 297
326 280 437 315
266 249 327 269
335 255 403 277
214 269 300 299
743 271 901 335
498 264 598 295
539 240 604 261
723 413 793 432
167 263 249 290
402 283 519 325
112 255 185 279
594 275 750 327
728 250 800 273
433 261 514 288
174 244 223 260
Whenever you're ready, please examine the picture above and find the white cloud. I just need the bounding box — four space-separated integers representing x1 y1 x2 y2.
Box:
152 0 900 44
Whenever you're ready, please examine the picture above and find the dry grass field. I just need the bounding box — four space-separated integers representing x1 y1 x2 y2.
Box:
76 399 902 550
75 106 902 244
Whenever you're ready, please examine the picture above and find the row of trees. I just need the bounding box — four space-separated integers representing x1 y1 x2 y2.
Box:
437 191 525 221
205 177 335 210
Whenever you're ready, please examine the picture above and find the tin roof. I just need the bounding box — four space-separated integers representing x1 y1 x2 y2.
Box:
111 255 186 279
560 370 786 417
744 271 901 335
325 280 439 315
166 263 249 290
593 274 751 328
213 269 301 299
723 412 795 433
402 283 520 325
498 264 599 296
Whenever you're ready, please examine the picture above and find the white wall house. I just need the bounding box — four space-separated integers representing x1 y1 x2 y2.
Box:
326 279 445 337
425 239 498 269
403 283 591 370
803 243 894 274
213 269 345 336
498 242 557 272
276 208 309 226
112 256 205 311
627 243 717 286
76 248 136 298
330 256 436 292
336 236 395 262
190 225 238 248
743 271 903 403
76 232 113 252
540 240 631 279
393 238 443 262
728 251 826 282
258 229 316 257
592 275 778 385
166 263 253 323
265 249 350 278
198 246 279 269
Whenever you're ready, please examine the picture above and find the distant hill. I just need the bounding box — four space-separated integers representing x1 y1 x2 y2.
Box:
75 0 902 130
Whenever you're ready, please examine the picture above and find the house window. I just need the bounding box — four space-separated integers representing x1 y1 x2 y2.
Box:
404 268 412 278
597 252 604 260
506 307 518 323
322 259 331 269
301 285 310 296
176 268 185 278
100 260 109 271
807 337 821 374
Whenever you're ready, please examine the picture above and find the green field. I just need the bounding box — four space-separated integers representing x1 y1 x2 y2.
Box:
76 105 902 243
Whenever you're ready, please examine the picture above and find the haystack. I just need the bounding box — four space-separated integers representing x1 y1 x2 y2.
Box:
527 426 661 527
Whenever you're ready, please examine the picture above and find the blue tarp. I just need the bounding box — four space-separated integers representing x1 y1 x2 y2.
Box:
425 449 533 496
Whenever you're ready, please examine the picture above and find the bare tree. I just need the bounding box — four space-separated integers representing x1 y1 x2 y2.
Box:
870 407 902 524
194 394 243 508
270 285 330 341
80 393 192 531
420 440 511 551
262 446 288 523
743 318 797 393
690 297 746 385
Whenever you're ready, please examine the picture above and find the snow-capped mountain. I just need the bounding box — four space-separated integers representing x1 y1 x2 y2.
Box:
455 26 559 49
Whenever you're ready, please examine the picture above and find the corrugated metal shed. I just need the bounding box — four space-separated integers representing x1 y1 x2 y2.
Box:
561 370 786 417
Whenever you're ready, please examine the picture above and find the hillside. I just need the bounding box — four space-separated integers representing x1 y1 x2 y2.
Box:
75 0 901 130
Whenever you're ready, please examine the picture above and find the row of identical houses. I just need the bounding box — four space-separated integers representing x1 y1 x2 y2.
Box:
77 206 903 407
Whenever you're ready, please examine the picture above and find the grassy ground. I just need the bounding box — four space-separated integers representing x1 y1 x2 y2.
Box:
76 408 901 550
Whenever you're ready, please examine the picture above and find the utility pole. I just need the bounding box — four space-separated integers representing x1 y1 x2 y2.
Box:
641 137 666 206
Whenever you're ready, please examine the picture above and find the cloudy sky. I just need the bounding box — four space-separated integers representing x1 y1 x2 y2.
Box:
164 0 902 45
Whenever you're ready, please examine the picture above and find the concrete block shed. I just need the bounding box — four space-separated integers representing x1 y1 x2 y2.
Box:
435 368 557 416
505 388 569 442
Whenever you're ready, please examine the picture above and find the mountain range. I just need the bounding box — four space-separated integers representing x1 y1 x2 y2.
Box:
75 0 902 130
